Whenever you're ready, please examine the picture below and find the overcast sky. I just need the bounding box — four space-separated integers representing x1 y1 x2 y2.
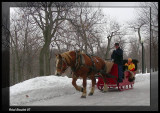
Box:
89 2 140 7
102 8 137 25
89 2 141 25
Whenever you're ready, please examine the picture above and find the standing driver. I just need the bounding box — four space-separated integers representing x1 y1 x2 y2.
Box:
111 43 123 83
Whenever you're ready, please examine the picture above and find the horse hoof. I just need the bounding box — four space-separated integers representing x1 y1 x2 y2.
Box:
88 93 93 96
81 96 86 98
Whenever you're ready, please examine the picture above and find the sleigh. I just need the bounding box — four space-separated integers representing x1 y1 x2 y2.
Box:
96 59 138 91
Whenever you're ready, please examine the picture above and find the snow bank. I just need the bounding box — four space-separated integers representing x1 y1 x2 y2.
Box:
10 75 92 105
135 73 150 83
10 76 72 96
10 73 151 106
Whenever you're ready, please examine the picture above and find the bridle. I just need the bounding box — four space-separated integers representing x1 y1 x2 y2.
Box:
56 57 69 73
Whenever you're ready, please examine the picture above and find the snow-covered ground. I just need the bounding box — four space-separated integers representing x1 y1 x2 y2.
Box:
10 72 151 106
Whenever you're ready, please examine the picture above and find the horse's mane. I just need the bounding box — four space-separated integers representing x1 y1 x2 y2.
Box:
61 51 73 64
61 50 85 64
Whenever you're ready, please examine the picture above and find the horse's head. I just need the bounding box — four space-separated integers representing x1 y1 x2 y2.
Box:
55 54 68 76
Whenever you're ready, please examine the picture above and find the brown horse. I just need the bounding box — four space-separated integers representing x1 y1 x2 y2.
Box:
55 50 108 98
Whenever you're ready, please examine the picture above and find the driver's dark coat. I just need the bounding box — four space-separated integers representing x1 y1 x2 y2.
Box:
111 47 123 65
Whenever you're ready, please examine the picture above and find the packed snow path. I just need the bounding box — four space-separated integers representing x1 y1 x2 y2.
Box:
10 72 152 106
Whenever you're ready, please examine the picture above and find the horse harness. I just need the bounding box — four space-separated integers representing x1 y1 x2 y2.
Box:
60 50 117 81
71 51 106 77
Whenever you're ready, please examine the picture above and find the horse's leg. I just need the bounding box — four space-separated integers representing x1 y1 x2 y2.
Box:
88 74 95 96
72 74 83 92
81 76 87 98
101 75 108 92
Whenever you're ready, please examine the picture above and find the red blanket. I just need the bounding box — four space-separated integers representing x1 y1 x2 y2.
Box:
107 63 118 84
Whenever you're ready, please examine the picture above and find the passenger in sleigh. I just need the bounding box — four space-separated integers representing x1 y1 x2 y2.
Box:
124 58 135 82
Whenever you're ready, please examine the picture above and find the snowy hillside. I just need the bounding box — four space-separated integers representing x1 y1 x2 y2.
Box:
10 72 151 106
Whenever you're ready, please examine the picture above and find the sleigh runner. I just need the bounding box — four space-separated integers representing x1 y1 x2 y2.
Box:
96 59 138 91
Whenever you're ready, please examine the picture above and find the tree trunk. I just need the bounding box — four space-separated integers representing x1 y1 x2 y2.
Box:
27 52 32 79
10 38 16 85
45 45 51 75
105 37 111 60
39 47 45 76
11 50 16 85
12 52 16 85
39 31 52 76
16 54 22 82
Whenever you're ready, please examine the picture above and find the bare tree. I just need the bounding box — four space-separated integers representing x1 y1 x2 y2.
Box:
23 2 74 76
136 2 158 72
128 2 158 72
102 17 123 60
66 3 105 54
10 8 42 84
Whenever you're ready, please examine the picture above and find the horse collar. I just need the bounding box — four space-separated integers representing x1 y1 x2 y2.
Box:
71 50 83 73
